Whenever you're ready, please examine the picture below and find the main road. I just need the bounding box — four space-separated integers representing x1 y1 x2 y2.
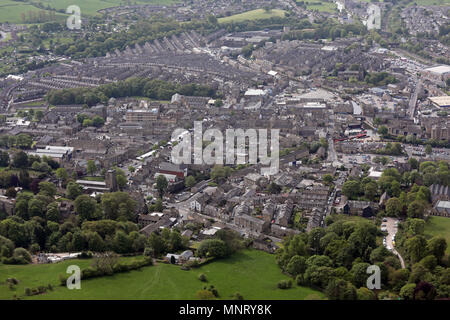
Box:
408 78 422 119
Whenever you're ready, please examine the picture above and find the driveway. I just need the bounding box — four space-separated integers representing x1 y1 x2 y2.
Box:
383 217 406 269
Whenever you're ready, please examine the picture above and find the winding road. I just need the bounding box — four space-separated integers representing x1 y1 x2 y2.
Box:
384 217 406 269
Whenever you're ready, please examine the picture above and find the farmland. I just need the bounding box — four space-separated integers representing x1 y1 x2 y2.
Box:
0 250 324 300
0 0 179 23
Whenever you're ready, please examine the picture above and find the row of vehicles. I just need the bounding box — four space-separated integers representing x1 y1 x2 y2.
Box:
381 218 399 251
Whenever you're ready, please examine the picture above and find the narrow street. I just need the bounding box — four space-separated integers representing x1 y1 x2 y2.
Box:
384 217 406 269
407 78 422 119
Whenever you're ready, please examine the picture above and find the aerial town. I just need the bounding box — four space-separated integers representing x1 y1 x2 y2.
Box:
0 0 449 304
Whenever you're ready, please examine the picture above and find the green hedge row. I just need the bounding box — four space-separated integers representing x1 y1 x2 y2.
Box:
59 257 153 285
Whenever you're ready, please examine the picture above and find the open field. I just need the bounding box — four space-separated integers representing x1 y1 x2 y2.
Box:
0 258 93 299
0 250 324 300
0 0 179 23
83 176 105 181
332 213 371 224
301 0 337 13
0 0 67 24
39 0 179 15
218 9 287 24
424 216 450 255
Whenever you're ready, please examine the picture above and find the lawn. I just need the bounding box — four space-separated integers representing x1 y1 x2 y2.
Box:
218 9 287 24
301 1 337 13
39 0 179 16
0 258 93 299
424 216 450 255
82 176 105 182
332 213 371 224
0 250 324 300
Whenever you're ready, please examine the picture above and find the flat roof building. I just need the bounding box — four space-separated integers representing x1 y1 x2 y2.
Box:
422 65 450 86
428 96 450 108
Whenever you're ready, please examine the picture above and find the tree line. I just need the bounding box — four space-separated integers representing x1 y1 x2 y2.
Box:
46 78 218 106
276 216 449 300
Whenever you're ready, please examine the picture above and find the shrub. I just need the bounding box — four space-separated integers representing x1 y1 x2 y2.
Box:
0 236 14 258
78 251 93 259
3 248 32 264
59 273 68 286
400 283 416 300
185 259 200 268
143 247 153 257
37 286 47 294
12 248 32 264
24 287 31 296
81 266 100 279
356 287 376 300
112 263 128 273
198 273 207 282
196 289 216 300
296 274 306 286
277 279 292 289
233 292 244 300
209 285 219 297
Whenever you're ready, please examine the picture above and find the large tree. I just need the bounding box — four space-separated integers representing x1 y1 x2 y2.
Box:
342 180 361 199
406 235 428 264
156 175 168 198
74 195 97 221
66 182 83 200
87 160 97 176
12 151 28 168
386 197 402 217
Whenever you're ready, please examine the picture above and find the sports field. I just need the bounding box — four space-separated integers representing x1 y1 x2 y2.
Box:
298 0 337 13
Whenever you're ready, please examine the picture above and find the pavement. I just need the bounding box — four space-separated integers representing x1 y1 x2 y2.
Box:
383 217 406 269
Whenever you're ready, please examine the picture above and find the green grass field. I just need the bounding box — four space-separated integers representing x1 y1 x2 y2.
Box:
0 258 93 299
83 176 105 182
39 0 179 16
424 216 450 255
0 0 179 23
218 9 287 24
0 250 324 300
298 0 337 13
0 0 63 24
332 213 371 224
